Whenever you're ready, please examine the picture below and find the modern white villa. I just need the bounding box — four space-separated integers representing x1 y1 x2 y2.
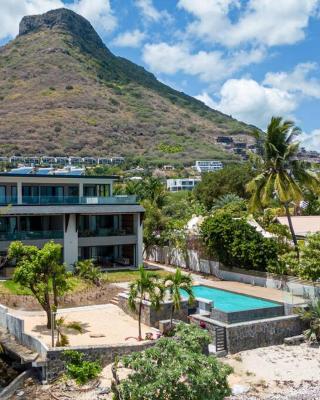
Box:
194 160 223 173
0 168 144 269
166 178 201 192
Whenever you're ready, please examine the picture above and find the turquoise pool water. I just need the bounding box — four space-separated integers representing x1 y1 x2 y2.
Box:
181 285 280 312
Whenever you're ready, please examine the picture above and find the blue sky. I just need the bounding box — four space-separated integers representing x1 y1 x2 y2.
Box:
1 0 320 149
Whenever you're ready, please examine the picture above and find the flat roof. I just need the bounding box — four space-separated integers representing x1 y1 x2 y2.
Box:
0 173 119 179
277 216 320 236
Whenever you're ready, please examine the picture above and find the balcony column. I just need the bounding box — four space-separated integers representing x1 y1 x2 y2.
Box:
17 182 22 204
63 213 78 271
79 183 83 200
135 213 143 267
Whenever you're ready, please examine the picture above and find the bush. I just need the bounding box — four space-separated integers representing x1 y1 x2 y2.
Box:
112 323 232 400
201 211 280 271
63 350 102 385
75 259 102 286
65 85 74 90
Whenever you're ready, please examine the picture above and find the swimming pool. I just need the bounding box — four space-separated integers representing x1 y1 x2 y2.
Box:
181 285 281 313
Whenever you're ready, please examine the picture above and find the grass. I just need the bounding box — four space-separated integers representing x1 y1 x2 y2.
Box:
102 269 170 283
0 269 171 295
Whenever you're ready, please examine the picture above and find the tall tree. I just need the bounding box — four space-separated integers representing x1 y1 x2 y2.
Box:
163 268 194 328
8 241 69 328
128 265 163 340
247 117 319 258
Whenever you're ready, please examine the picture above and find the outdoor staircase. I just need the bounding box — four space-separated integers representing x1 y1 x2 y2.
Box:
110 295 119 306
215 326 227 353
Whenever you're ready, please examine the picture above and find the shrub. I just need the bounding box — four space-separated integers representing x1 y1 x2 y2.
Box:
112 323 232 400
65 85 74 90
201 211 280 271
63 350 102 385
75 259 102 286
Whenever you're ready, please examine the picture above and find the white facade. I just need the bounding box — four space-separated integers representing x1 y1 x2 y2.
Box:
166 178 201 192
194 160 223 173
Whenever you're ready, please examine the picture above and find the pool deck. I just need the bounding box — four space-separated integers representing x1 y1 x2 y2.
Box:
145 261 304 305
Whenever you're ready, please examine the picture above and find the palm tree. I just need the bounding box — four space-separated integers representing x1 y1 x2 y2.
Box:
163 268 195 328
246 117 319 258
128 265 163 340
55 317 83 347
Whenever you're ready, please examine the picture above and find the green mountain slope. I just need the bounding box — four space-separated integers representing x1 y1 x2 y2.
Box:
0 8 256 164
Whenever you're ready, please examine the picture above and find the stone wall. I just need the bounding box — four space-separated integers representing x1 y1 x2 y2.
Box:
190 314 306 354
210 304 284 324
46 341 155 382
118 293 189 328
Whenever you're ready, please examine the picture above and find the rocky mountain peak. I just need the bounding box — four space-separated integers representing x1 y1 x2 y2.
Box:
19 8 104 48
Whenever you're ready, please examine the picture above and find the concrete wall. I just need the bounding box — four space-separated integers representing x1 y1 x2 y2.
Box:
146 245 320 300
46 341 155 382
63 213 78 268
0 305 48 357
118 293 189 328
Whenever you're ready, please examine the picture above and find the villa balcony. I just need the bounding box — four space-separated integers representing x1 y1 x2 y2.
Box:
0 230 64 241
78 227 134 238
0 195 137 206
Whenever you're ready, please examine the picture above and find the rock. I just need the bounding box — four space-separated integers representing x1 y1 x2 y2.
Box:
232 384 250 395
90 334 106 338
16 390 25 397
284 335 305 345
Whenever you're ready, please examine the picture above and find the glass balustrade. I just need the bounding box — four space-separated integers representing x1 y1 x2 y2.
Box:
0 230 64 241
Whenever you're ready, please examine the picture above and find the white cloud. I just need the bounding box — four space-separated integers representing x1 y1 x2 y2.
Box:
196 62 320 129
142 42 265 82
300 129 320 150
135 0 171 23
197 79 297 128
178 0 319 47
0 0 117 40
112 29 146 48
264 62 320 98
70 0 117 33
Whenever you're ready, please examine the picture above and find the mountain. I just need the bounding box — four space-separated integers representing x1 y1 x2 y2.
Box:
0 8 256 164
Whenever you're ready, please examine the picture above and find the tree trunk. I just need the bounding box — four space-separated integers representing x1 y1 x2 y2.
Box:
138 300 142 341
170 303 174 328
284 203 299 259
45 308 52 330
52 276 58 308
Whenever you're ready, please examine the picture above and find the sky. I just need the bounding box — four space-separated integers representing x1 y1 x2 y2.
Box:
1 0 320 149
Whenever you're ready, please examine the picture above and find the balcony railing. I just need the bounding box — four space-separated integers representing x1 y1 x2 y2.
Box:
0 230 64 241
0 196 17 205
17 195 137 205
79 227 134 238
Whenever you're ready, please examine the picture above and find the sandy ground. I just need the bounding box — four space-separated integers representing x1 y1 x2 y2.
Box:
11 304 151 347
224 343 320 398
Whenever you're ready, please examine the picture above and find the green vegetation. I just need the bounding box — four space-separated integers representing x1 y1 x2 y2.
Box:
8 241 69 328
247 117 319 258
163 268 194 327
75 259 102 286
194 163 254 210
55 317 83 347
280 233 320 281
157 143 184 154
298 300 320 343
128 265 164 340
201 211 280 272
112 323 232 400
63 350 102 385
0 8 256 161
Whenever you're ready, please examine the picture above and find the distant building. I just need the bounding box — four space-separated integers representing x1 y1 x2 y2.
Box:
194 160 223 173
234 142 247 149
163 165 175 171
112 157 125 165
216 136 233 144
98 158 112 165
167 178 201 192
